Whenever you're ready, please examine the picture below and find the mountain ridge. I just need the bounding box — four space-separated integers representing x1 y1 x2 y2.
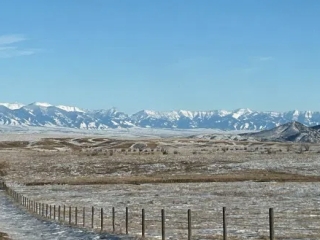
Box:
240 121 320 143
0 102 320 130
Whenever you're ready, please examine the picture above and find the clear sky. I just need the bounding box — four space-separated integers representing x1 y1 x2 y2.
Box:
0 0 320 113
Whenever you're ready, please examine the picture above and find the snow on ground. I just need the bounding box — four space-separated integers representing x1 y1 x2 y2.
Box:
11 182 320 239
0 190 134 240
0 126 237 141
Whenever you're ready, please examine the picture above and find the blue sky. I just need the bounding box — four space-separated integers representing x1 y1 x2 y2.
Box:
0 0 320 113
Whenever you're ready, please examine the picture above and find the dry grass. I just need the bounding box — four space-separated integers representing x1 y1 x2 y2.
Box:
2 135 320 239
0 232 11 240
2 136 320 185
0 161 8 176
0 141 29 149
24 170 320 186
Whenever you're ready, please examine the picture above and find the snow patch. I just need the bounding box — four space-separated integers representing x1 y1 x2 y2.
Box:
56 105 85 113
0 103 25 110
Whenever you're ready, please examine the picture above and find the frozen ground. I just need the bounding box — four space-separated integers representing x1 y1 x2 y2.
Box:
2 136 320 239
10 182 320 240
0 126 233 141
0 190 134 240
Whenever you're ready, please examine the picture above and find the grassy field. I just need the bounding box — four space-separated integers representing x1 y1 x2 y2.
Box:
2 135 320 239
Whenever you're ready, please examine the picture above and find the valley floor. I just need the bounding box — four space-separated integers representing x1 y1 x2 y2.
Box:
1 135 320 239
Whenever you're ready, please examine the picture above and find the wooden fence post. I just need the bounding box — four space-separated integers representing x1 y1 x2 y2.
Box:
54 205 56 220
223 207 227 240
69 206 72 225
126 207 128 235
161 209 165 240
63 205 66 222
112 207 115 233
50 205 52 219
101 208 103 231
46 204 48 218
92 206 94 229
58 206 61 221
83 207 85 227
188 209 192 240
269 208 274 240
142 209 145 237
75 207 78 225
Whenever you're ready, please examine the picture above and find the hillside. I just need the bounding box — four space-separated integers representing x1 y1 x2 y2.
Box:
241 121 320 143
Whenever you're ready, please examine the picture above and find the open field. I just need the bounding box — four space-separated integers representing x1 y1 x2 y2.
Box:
11 182 320 239
1 134 320 239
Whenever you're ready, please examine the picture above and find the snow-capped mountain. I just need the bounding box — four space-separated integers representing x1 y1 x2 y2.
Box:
0 102 25 110
0 102 320 130
241 121 320 143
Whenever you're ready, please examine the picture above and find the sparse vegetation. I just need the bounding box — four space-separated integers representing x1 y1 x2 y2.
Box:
0 161 8 176
302 143 311 151
2 136 320 239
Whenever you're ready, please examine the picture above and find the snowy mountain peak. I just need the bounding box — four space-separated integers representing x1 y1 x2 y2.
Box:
56 105 85 113
293 110 300 116
106 107 119 114
0 102 320 131
29 102 52 108
0 102 25 110
232 108 253 119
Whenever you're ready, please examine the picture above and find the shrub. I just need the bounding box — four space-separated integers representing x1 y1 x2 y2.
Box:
0 161 8 176
162 149 169 155
302 144 310 151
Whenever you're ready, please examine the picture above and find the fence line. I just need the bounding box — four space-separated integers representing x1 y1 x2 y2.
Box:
0 181 278 239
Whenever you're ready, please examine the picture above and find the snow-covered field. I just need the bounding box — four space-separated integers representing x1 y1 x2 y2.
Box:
0 190 134 240
2 136 320 239
0 126 231 141
10 182 320 239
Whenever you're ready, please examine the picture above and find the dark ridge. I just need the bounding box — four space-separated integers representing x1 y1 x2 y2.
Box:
240 121 320 143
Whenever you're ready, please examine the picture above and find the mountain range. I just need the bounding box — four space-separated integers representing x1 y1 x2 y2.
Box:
240 121 320 143
0 102 320 131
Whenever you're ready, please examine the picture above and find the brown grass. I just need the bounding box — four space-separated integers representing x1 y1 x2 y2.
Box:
0 161 8 176
0 232 11 240
0 141 29 149
24 170 320 186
